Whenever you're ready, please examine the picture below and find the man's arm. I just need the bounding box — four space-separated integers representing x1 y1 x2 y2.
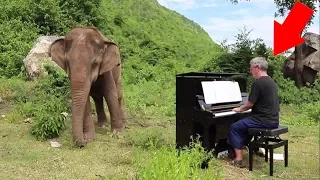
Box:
232 100 254 112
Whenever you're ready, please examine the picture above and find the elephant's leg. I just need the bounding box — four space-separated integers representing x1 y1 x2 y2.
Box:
302 66 317 85
102 71 123 131
90 77 108 127
112 64 126 127
83 96 95 142
92 93 108 127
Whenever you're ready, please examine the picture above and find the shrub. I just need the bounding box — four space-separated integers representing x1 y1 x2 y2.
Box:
30 108 67 140
39 64 71 100
273 71 320 105
0 19 39 78
29 92 68 140
0 64 71 139
28 65 70 140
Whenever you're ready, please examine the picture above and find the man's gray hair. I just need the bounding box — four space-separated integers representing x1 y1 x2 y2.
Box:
250 57 268 71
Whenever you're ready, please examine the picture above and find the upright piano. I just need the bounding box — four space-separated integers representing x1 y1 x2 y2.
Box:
176 72 252 156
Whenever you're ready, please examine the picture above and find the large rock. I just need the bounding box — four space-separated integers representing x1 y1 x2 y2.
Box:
282 32 320 85
23 36 64 80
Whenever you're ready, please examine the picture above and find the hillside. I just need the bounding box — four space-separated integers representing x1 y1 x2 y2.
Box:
0 0 221 118
98 0 222 117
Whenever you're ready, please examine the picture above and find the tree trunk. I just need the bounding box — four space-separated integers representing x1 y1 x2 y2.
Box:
294 32 304 88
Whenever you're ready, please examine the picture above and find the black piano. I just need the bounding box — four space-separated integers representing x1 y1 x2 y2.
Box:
176 72 252 157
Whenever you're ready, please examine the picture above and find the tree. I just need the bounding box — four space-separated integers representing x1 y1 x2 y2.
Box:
228 0 319 88
203 27 268 75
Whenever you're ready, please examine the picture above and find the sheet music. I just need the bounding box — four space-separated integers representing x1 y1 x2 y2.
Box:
201 81 242 104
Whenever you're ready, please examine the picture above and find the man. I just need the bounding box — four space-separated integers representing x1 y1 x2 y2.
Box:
227 56 280 168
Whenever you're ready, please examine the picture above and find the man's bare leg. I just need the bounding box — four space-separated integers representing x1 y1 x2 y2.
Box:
234 148 243 161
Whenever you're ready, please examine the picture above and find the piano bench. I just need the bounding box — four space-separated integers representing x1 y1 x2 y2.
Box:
248 125 288 176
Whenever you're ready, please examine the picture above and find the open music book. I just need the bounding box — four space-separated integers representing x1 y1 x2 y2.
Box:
201 81 242 105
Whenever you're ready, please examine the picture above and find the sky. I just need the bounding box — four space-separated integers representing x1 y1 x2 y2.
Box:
157 0 320 51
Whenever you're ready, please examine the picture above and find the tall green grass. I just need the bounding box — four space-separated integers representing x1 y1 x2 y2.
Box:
134 140 223 180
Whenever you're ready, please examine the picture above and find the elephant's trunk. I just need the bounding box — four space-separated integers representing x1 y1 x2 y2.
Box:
70 71 91 147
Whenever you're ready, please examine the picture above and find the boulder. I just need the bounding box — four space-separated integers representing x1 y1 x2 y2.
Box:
23 36 64 80
282 32 320 85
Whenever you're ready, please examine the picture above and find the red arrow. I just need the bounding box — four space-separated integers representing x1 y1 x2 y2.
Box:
273 1 314 56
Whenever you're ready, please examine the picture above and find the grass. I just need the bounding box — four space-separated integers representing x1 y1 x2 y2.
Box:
0 100 319 179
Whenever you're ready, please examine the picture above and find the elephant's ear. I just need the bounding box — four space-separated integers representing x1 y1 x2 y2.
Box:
49 38 67 73
99 41 121 75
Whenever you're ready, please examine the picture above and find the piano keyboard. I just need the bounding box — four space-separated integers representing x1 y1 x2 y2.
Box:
214 109 252 117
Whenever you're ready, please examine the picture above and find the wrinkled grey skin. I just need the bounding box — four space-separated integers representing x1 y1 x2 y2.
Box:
282 32 320 86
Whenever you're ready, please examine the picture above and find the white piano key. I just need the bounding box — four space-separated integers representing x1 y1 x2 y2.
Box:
214 109 251 117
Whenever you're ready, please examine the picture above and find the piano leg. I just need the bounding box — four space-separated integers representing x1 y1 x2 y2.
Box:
203 128 211 151
201 127 213 169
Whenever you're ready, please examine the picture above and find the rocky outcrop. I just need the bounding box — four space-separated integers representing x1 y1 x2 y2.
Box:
282 32 320 85
23 36 64 80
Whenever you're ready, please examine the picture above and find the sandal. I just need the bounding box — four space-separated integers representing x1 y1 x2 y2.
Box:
229 160 245 168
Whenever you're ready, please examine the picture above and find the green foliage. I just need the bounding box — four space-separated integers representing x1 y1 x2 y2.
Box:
28 65 70 139
0 64 70 139
274 72 320 104
0 19 39 78
30 99 67 140
202 27 268 75
134 140 222 180
39 64 71 101
59 0 103 29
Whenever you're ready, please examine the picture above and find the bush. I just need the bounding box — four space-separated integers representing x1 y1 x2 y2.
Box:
38 64 71 101
273 71 320 104
0 19 39 78
28 65 70 140
30 102 67 140
1 64 71 139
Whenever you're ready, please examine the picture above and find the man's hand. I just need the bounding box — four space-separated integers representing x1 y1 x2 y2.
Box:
232 107 242 112
233 101 254 113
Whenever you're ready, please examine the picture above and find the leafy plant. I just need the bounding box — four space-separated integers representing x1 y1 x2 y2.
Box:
30 96 68 140
31 111 66 140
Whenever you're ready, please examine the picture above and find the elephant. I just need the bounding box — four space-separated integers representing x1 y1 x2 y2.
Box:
282 32 320 86
282 53 319 86
49 26 126 147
